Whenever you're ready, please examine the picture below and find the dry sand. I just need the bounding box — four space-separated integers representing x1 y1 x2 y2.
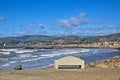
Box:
0 67 120 80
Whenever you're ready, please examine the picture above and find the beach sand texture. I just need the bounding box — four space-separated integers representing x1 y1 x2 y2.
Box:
0 67 120 80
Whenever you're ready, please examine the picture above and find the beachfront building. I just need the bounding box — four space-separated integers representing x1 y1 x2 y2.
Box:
54 56 85 69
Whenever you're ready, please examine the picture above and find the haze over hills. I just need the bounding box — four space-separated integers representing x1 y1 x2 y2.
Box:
0 35 57 44
0 33 119 45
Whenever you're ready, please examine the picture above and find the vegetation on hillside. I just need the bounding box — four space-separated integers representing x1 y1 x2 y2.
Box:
0 33 119 45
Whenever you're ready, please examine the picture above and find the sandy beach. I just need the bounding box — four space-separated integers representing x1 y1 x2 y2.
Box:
0 67 120 80
0 55 120 80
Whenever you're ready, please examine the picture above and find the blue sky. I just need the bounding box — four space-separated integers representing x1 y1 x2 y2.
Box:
0 0 120 37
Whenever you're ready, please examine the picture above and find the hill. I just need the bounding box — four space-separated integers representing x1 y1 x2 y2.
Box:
82 33 120 43
0 35 57 44
0 33 119 45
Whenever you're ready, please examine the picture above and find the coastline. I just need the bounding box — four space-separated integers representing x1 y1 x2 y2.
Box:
0 46 120 80
0 47 119 70
0 55 120 80
0 44 119 49
0 58 120 80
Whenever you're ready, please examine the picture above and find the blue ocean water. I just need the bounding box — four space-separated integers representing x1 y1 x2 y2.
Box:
0 48 120 70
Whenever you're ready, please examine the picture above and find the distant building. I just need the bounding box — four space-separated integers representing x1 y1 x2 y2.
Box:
54 39 66 44
3 43 6 47
54 56 85 69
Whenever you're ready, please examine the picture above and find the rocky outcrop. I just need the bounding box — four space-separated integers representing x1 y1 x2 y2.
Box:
87 56 120 69
13 65 22 70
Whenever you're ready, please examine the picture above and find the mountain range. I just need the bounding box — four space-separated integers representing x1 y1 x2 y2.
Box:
0 33 120 44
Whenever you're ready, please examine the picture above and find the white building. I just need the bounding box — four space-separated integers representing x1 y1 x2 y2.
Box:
54 56 85 69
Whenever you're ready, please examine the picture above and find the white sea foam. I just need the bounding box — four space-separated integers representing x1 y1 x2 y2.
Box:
80 49 90 52
1 48 120 70
41 49 90 57
19 54 33 58
21 49 90 63
0 49 38 53
9 61 16 64
0 51 11 55
0 49 18 52
0 48 90 64
15 49 38 53
21 57 45 62
92 50 98 54
19 54 38 58
1 63 10 67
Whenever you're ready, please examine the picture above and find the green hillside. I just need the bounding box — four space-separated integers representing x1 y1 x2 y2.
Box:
0 33 119 44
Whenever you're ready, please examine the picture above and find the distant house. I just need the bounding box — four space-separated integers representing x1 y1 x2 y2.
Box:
3 43 6 47
54 56 85 69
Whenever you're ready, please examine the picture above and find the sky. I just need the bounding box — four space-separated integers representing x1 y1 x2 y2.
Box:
0 0 120 37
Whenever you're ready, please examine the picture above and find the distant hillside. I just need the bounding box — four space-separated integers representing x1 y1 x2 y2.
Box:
0 33 119 44
61 35 81 41
0 37 20 44
0 35 57 44
17 35 57 41
82 33 120 43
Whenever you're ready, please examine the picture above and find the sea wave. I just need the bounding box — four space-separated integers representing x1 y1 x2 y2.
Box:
21 57 45 62
21 49 90 63
0 48 120 70
1 63 10 67
0 49 18 52
0 51 11 55
41 49 90 57
19 54 38 58
9 61 16 64
0 49 38 53
0 58 5 60
15 49 38 53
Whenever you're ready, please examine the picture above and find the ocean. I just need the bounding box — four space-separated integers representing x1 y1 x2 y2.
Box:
0 48 120 70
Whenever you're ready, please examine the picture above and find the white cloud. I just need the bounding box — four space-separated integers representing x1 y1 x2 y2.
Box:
16 23 45 35
37 23 44 29
93 20 105 24
58 19 71 28
79 12 86 18
58 12 89 28
16 31 27 35
0 16 5 21
108 25 120 29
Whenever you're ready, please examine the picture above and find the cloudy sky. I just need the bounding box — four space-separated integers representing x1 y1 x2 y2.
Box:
0 0 120 37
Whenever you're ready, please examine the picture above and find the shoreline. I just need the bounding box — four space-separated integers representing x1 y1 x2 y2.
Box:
0 45 119 49
1 55 120 71
0 55 120 80
0 47 119 71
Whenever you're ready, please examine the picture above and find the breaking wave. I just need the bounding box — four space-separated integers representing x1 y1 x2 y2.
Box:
21 49 90 62
1 63 10 67
0 51 11 55
0 48 120 70
41 49 90 57
9 61 16 64
0 49 38 53
21 57 45 62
